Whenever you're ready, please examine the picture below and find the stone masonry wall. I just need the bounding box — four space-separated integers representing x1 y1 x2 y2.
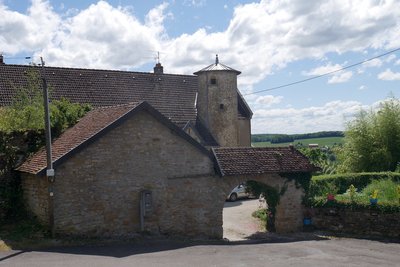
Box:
21 173 49 224
196 71 239 147
52 110 215 237
238 118 251 147
312 207 400 238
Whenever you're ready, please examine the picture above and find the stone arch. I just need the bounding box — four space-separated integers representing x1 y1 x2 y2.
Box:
217 173 305 234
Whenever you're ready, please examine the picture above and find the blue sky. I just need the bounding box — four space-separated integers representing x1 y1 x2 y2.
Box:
1 0 400 134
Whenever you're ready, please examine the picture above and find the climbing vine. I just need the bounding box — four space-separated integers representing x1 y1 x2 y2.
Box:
247 172 312 231
279 172 312 205
246 180 287 232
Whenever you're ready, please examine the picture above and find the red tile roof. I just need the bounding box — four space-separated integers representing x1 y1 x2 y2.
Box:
17 103 139 174
212 147 316 176
17 101 212 175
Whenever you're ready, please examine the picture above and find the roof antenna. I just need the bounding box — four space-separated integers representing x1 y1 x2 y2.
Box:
215 54 219 65
156 51 160 64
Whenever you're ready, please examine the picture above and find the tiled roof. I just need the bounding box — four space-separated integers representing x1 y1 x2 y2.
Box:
212 147 317 176
17 101 212 175
0 64 198 126
0 64 251 140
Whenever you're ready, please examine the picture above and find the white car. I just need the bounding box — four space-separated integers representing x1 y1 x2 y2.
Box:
227 184 251 202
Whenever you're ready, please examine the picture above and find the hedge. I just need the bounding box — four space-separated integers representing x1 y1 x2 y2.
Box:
309 172 400 199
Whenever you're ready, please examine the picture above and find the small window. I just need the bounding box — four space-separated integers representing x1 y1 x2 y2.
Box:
219 103 224 110
210 77 217 85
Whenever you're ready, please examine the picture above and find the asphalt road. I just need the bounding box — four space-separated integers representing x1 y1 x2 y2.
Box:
1 199 399 266
1 237 400 267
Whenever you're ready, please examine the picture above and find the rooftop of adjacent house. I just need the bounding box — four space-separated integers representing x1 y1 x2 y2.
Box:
212 147 317 176
0 62 252 144
17 101 212 175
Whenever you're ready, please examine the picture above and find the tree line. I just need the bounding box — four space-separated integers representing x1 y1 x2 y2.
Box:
251 131 344 144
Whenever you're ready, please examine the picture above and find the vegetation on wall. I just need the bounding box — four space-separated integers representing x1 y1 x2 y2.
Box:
337 97 400 173
0 68 91 222
0 68 91 135
246 180 284 232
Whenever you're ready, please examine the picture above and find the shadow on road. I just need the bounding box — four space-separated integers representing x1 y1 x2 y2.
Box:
223 198 258 208
0 233 330 260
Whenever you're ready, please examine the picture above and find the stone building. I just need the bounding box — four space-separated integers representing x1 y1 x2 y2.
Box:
0 56 315 238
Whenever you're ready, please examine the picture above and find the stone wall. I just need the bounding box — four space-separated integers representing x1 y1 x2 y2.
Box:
312 207 400 238
20 109 306 238
196 71 239 147
51 110 215 237
237 118 251 147
21 173 49 224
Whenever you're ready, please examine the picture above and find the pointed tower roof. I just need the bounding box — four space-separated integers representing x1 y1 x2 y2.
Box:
193 55 241 75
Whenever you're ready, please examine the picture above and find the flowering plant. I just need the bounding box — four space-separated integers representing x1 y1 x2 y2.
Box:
370 189 378 200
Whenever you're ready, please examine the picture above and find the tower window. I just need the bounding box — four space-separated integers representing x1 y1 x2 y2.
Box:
210 77 217 85
219 104 224 110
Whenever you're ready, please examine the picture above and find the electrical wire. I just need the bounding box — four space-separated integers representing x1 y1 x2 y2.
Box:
243 47 400 96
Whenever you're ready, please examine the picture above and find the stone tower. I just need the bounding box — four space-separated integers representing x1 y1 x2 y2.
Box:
194 55 241 147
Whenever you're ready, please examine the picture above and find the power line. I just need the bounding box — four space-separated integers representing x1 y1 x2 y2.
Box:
243 47 400 96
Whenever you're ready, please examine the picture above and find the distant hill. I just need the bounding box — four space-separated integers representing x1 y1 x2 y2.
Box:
251 131 344 144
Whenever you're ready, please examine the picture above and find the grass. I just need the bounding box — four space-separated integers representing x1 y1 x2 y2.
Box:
334 179 400 205
252 136 343 147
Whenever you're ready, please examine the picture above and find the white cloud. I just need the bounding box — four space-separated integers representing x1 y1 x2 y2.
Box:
1 0 400 89
183 0 206 7
39 1 166 69
385 54 396 63
255 95 283 106
363 58 382 68
378 69 400 81
304 63 353 84
395 59 400 66
0 0 60 54
328 71 353 83
252 100 369 134
359 85 366 90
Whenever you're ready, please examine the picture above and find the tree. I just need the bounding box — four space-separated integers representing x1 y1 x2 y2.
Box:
338 97 400 172
0 68 91 135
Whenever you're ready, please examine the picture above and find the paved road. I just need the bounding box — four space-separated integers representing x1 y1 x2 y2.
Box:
223 198 266 241
1 237 400 267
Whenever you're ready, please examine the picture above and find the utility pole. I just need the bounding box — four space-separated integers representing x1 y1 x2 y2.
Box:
40 57 55 238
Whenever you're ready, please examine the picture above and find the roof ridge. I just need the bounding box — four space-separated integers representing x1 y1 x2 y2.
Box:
0 64 197 77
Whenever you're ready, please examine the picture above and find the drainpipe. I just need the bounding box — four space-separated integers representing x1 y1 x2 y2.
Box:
40 57 55 238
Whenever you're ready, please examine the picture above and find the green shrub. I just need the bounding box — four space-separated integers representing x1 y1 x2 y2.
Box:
310 172 400 198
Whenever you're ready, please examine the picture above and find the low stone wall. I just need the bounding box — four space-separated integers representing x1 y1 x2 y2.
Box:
312 207 400 238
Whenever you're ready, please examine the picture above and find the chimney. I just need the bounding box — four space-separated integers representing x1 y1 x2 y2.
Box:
0 54 4 64
153 63 163 74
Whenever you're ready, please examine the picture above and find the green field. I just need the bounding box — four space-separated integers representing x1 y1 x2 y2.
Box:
252 136 343 147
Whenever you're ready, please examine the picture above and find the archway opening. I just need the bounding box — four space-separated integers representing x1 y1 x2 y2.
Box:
222 180 272 241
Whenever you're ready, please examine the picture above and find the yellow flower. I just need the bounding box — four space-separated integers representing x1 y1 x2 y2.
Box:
370 189 378 199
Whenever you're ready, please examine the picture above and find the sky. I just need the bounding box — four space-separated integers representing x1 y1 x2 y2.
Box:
1 0 400 134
